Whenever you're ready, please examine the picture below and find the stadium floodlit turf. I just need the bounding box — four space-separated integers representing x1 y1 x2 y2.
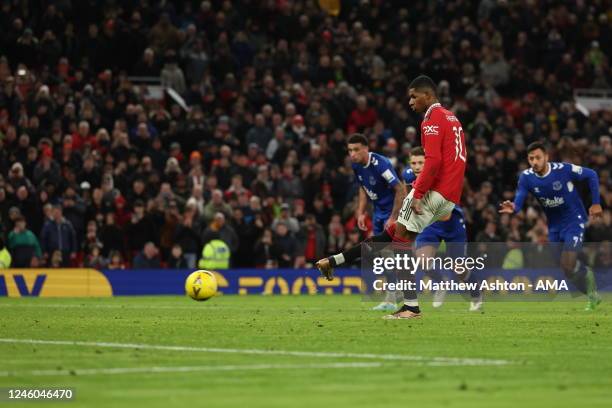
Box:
0 295 611 407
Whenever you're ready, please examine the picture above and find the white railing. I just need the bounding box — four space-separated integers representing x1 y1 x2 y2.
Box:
573 88 612 114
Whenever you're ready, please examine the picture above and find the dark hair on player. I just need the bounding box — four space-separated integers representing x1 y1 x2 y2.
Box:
408 75 437 95
527 141 547 154
410 146 425 157
347 133 368 146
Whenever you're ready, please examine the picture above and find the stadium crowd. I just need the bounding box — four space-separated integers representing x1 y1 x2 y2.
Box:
0 0 610 269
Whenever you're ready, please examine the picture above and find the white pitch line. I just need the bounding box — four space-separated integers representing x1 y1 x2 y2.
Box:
0 304 330 311
0 338 511 366
0 362 383 377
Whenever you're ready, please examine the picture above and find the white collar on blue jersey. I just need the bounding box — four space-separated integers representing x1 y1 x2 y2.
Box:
424 102 442 119
534 163 551 178
364 152 373 168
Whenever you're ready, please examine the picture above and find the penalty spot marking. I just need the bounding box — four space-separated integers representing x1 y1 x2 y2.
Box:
0 338 512 366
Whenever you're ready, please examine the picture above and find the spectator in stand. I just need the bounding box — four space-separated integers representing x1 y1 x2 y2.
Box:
107 250 126 270
167 244 188 269
271 203 300 235
39 204 77 267
326 213 346 255
148 13 180 55
274 221 298 268
0 237 11 268
14 186 38 223
347 95 377 134
7 216 42 268
161 50 186 94
7 162 33 193
224 174 250 201
201 212 238 256
84 244 107 269
133 242 161 269
173 205 201 269
253 228 280 268
476 221 504 267
277 164 303 201
81 220 103 257
99 212 125 258
298 214 326 268
202 189 232 223
246 114 273 151
134 48 160 76
62 187 86 243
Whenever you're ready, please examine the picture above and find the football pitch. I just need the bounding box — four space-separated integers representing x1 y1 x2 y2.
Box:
0 295 611 407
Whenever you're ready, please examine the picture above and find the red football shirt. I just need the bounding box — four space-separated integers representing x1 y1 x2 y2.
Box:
412 103 466 204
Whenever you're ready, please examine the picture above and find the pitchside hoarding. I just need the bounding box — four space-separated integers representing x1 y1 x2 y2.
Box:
0 241 609 298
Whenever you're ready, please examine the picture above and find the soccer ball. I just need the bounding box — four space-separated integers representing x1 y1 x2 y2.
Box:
185 270 218 301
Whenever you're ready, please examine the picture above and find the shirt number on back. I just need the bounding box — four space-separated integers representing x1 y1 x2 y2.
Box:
453 126 466 162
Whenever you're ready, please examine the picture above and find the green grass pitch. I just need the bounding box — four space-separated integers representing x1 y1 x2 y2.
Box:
0 295 611 407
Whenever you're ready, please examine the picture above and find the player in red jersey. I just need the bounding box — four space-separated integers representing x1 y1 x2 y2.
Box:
316 75 467 319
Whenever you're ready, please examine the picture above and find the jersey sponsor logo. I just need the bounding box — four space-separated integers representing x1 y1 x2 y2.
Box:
538 196 565 208
571 164 582 174
423 125 439 136
552 181 562 191
363 187 378 201
381 169 396 183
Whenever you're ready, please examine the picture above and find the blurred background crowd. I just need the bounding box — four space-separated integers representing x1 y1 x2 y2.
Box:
0 0 610 269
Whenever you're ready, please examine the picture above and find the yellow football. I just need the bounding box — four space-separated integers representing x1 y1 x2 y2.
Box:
185 270 218 301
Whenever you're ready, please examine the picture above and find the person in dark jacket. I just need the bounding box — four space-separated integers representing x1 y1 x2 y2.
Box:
125 200 158 253
274 221 297 268
167 244 189 269
173 207 201 269
297 214 326 267
39 204 77 266
253 228 281 268
132 241 161 269
61 187 86 244
99 212 125 257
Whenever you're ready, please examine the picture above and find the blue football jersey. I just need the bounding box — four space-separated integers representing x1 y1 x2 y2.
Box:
402 167 417 185
514 162 600 232
352 152 399 214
